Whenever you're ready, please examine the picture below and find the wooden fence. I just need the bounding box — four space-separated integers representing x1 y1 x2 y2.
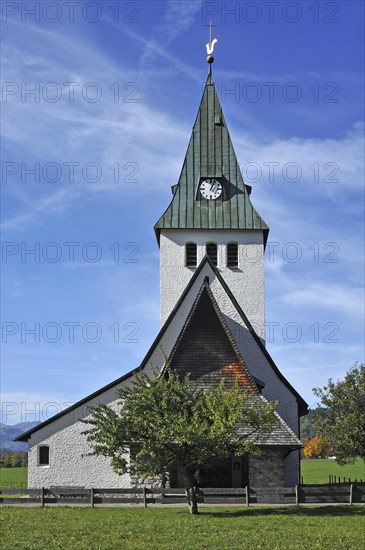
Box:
328 475 364 484
1 484 365 506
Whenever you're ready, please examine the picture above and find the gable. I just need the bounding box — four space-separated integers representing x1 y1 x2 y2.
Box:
17 257 307 443
169 284 257 393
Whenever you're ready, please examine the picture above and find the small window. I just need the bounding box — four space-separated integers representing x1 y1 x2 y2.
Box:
39 445 49 466
186 243 197 267
227 242 238 268
206 243 218 266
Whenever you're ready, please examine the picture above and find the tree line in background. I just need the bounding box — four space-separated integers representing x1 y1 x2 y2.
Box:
0 451 28 468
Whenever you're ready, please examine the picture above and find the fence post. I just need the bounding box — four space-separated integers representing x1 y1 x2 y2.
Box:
143 486 147 508
245 485 249 507
349 484 353 505
90 488 94 508
41 487 45 507
295 485 299 506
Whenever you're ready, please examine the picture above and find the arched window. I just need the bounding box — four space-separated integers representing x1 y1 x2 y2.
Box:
206 243 218 266
38 445 50 466
227 242 238 268
185 242 197 267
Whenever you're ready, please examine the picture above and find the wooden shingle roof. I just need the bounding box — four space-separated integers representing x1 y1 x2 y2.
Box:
169 280 258 393
154 72 269 244
237 396 302 447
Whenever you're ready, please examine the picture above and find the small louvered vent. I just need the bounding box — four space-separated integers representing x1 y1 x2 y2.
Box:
227 243 238 268
186 243 197 267
207 243 218 266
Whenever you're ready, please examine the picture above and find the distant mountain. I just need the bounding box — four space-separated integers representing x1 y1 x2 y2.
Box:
0 422 41 452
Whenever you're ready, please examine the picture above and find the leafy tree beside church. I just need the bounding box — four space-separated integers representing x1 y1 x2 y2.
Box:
82 362 277 514
313 363 365 465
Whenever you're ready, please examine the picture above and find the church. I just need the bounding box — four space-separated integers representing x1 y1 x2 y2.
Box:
17 41 308 490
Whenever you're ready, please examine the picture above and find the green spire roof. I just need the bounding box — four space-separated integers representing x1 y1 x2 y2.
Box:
154 72 269 244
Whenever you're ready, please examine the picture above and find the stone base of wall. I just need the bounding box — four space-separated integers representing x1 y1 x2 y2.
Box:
249 448 284 487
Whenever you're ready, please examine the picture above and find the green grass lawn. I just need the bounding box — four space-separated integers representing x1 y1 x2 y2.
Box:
1 506 364 550
301 458 365 484
0 468 27 490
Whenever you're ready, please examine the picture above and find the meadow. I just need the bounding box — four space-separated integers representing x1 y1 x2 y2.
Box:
0 467 27 489
1 506 364 550
301 458 364 484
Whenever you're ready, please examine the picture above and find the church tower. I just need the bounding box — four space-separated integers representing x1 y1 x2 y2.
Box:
154 54 269 341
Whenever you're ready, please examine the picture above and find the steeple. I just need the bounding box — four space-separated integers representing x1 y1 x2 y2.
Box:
156 37 269 334
154 70 269 245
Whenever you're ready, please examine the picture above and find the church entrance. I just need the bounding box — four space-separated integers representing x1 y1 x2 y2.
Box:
170 456 248 488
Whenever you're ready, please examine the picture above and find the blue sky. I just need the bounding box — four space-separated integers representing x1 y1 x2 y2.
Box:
1 0 364 425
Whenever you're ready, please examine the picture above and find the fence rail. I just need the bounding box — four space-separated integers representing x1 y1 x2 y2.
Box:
1 484 364 506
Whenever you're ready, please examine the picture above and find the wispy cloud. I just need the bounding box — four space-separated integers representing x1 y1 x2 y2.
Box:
281 283 364 317
139 0 203 69
1 189 75 231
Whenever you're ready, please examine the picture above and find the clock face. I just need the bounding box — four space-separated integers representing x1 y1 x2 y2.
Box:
200 178 222 200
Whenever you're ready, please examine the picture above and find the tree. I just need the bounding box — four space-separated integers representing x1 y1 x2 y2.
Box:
300 409 316 439
82 363 277 514
313 363 365 465
303 435 329 459
0 451 27 467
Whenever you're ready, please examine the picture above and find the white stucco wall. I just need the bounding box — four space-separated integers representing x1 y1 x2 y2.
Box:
159 229 265 340
27 384 132 489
